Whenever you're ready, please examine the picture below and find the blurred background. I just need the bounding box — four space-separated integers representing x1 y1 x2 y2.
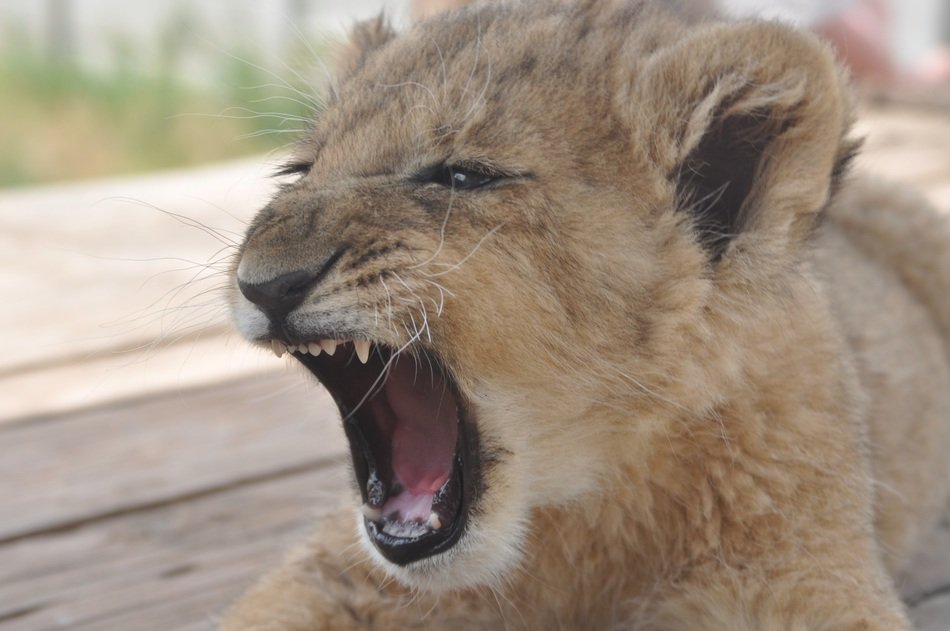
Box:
0 0 946 189
0 1 947 630
0 0 418 187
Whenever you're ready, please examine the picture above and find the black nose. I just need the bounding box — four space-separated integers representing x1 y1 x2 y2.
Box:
238 270 315 320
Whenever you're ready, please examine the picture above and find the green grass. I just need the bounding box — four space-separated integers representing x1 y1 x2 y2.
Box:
0 39 322 188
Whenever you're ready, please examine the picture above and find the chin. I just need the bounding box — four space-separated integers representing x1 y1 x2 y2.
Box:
355 501 531 592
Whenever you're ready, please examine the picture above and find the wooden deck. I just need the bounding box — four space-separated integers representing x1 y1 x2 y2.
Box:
1 102 949 630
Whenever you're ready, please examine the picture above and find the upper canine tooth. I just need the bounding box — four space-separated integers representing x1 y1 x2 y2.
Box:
270 340 286 358
354 340 371 364
308 342 323 356
319 339 338 355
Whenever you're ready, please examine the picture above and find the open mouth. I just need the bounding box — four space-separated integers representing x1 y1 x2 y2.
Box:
271 338 478 566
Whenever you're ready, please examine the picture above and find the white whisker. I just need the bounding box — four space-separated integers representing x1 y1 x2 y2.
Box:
424 223 504 278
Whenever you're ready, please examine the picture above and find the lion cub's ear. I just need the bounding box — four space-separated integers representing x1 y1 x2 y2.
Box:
629 21 857 263
332 15 397 81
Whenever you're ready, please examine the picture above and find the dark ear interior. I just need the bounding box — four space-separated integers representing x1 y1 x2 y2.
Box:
631 21 857 265
674 107 784 262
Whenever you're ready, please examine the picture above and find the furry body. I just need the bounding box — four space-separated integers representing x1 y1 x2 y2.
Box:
223 1 950 628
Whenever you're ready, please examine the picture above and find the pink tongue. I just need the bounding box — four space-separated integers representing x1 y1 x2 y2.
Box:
385 361 458 495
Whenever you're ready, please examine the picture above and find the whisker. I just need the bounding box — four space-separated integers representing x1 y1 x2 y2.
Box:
423 223 504 278
99 196 243 246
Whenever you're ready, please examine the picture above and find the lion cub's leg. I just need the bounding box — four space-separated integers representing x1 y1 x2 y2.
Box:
219 509 499 630
219 519 374 631
219 563 355 631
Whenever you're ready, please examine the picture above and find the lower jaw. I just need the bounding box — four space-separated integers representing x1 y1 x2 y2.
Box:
358 411 479 566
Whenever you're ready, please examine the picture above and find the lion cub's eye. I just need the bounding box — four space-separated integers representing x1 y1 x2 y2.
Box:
430 165 497 191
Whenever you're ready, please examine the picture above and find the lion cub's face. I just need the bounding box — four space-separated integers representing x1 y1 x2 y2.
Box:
230 0 850 590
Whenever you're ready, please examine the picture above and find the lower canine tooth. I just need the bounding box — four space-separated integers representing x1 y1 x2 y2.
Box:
354 340 371 364
428 512 443 530
271 340 286 358
361 504 383 522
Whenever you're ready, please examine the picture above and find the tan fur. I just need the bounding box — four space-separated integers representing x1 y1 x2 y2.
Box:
222 1 950 628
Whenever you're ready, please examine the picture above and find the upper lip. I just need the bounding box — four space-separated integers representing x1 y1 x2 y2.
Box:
264 335 479 566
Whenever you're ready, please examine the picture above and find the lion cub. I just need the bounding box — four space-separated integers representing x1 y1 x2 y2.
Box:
223 0 950 628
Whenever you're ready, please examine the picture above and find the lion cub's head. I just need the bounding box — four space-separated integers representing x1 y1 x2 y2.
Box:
229 0 854 591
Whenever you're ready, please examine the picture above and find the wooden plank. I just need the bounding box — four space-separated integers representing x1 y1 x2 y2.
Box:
0 456 943 630
911 593 950 631
0 466 351 631
0 332 276 423
900 511 950 631
856 107 950 156
900 515 950 602
924 182 950 213
854 105 950 212
0 368 345 543
857 144 950 190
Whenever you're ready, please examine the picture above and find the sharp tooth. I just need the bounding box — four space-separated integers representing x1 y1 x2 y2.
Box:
361 504 383 522
307 342 323 356
319 339 338 355
355 340 371 364
428 512 443 530
270 340 286 358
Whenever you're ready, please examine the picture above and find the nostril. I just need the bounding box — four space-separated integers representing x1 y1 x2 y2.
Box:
238 270 315 318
